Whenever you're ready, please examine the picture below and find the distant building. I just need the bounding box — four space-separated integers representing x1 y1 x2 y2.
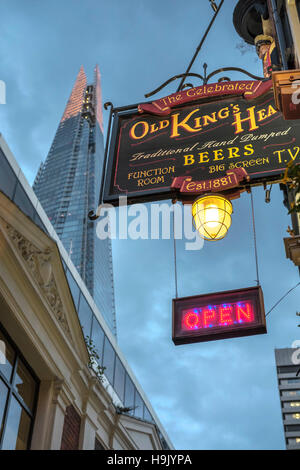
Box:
33 66 116 336
275 348 300 450
0 134 173 450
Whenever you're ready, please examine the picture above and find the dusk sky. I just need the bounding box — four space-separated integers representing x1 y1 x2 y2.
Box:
1 0 300 450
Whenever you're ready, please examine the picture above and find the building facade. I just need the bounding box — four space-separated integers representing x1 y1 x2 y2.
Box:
0 134 173 450
33 66 116 336
275 348 300 450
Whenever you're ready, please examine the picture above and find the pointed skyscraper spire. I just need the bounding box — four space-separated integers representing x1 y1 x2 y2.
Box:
61 66 87 123
34 65 116 336
94 65 104 133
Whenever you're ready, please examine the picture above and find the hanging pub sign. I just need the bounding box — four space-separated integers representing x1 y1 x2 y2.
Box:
172 286 266 345
103 79 300 205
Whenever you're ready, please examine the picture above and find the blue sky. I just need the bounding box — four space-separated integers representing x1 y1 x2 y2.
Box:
1 0 299 450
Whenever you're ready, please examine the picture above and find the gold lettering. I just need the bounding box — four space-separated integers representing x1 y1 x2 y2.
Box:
202 113 217 127
213 149 224 161
257 109 267 122
150 123 159 134
218 107 230 119
186 182 196 191
159 120 169 130
287 147 300 161
273 149 286 163
267 105 277 117
198 152 210 163
183 154 195 166
244 144 254 156
194 117 202 129
171 109 200 137
228 147 240 159
130 121 149 140
187 89 196 97
232 106 259 134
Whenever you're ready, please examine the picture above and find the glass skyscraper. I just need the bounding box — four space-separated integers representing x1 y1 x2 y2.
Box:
33 66 116 335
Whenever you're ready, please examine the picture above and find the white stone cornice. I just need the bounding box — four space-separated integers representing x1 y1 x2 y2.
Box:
1 220 73 342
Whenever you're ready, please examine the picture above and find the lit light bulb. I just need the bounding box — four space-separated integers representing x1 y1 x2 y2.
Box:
205 204 219 228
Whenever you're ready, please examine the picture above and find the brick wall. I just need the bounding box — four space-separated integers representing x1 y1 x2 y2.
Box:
60 405 81 450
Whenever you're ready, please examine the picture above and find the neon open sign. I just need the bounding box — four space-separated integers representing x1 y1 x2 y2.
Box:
172 286 266 345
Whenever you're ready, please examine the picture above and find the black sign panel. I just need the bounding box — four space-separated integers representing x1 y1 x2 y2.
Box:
172 286 266 345
104 91 300 205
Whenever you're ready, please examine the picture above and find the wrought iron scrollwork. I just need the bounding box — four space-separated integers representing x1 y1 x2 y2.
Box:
104 101 113 110
145 64 266 98
205 66 265 83
145 73 205 98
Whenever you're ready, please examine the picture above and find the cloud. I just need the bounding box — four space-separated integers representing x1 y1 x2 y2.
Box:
1 0 298 450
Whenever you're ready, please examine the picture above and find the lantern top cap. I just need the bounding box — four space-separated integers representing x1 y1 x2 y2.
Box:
254 34 273 45
194 193 232 202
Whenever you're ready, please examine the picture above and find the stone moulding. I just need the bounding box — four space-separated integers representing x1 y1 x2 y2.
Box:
3 221 73 341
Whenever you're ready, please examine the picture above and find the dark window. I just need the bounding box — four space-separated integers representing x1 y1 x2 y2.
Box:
0 325 38 450
0 380 9 439
95 438 105 450
77 294 93 337
33 212 47 233
286 424 300 432
0 149 17 199
1 396 31 450
0 330 15 382
90 317 105 365
61 258 67 273
134 391 144 419
66 270 80 310
143 406 153 423
158 430 170 450
124 375 135 414
14 360 36 412
13 183 35 220
114 356 125 403
102 337 115 385
278 366 300 374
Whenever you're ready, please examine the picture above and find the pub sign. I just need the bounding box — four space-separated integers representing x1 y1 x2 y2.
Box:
104 80 300 205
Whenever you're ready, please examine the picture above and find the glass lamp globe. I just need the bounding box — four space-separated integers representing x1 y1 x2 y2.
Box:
192 194 233 240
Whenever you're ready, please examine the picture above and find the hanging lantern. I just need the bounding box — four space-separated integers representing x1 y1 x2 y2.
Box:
192 194 233 241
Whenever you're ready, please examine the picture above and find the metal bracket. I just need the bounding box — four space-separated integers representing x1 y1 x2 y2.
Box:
88 102 114 221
